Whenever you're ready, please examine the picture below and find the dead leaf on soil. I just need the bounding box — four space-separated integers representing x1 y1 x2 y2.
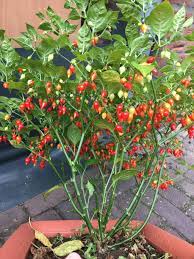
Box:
35 230 52 248
29 217 52 248
53 240 84 257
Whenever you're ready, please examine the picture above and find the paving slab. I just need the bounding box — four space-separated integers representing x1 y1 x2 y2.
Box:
159 186 190 209
32 209 62 221
56 201 81 220
154 197 194 242
185 204 194 221
24 194 53 217
178 179 194 198
0 206 27 234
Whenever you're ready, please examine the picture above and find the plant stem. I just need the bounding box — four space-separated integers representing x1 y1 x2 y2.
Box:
100 144 119 231
108 152 166 248
53 128 97 239
101 145 125 232
47 159 84 218
105 146 159 240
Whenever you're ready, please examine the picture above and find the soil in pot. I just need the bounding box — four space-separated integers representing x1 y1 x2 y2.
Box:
27 232 171 259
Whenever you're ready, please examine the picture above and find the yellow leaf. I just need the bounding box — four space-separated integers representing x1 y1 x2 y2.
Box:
35 230 52 248
53 240 84 257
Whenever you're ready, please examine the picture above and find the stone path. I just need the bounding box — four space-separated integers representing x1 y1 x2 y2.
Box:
0 134 193 247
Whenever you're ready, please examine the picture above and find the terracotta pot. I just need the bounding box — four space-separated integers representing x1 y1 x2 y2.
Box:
0 220 194 259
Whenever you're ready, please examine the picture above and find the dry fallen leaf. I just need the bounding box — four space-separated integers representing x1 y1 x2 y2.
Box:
35 230 52 248
53 240 84 257
29 217 52 248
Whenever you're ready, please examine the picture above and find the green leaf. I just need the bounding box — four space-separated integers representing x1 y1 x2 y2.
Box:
64 1 71 9
0 29 5 41
26 24 37 38
130 35 149 55
146 1 174 40
36 12 45 20
53 240 84 257
131 61 155 77
94 119 114 132
107 48 126 65
100 70 123 93
109 11 119 27
117 3 141 22
46 6 77 35
183 16 193 28
125 22 139 46
15 33 33 49
185 31 194 41
8 81 26 91
0 96 13 104
181 57 192 72
172 6 186 32
87 1 106 27
64 81 77 92
67 123 81 145
87 0 115 32
101 30 112 40
78 22 92 52
88 47 106 61
112 169 137 183
101 70 120 84
186 46 194 56
43 184 63 199
39 22 52 31
112 34 126 45
37 37 57 58
0 112 9 120
9 140 25 149
86 181 94 197
46 6 55 17
69 8 80 20
73 0 89 12
160 65 173 73
85 158 99 168
57 34 71 48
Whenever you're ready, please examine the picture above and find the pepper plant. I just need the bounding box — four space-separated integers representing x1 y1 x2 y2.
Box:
0 0 194 254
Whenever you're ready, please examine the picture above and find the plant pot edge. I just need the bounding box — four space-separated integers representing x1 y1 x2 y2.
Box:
0 220 194 259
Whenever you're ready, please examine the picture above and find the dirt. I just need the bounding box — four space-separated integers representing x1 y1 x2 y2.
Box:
27 233 171 259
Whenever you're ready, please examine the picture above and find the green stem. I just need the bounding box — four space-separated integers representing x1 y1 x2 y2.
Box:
106 146 159 240
52 127 96 238
47 159 84 218
101 145 125 231
90 149 106 241
74 132 86 163
108 152 166 248
54 129 72 166
71 170 96 238
111 152 164 235
100 144 119 230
